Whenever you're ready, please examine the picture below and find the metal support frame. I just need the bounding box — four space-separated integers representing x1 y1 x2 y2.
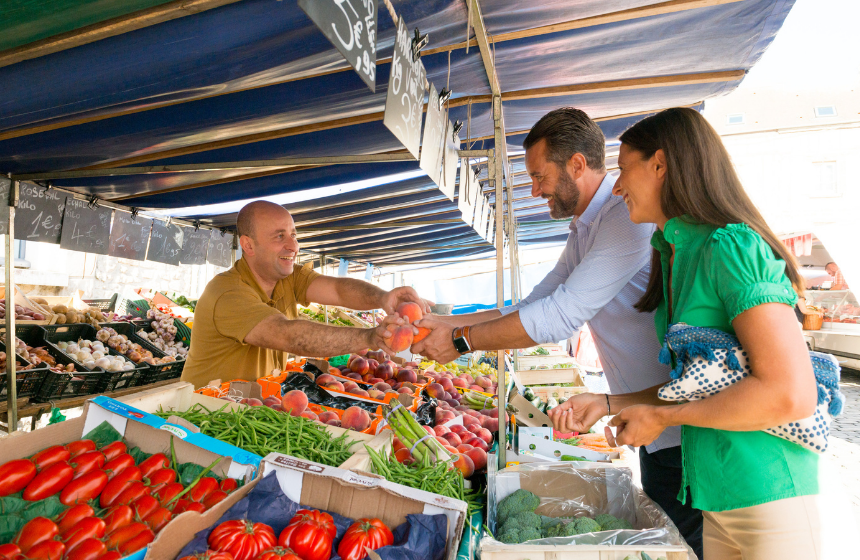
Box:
4 177 18 432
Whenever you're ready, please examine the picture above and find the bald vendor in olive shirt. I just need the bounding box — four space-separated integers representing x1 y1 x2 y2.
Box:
181 201 429 388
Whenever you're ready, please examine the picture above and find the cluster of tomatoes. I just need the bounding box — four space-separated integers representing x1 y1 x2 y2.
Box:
182 511 393 560
0 439 239 560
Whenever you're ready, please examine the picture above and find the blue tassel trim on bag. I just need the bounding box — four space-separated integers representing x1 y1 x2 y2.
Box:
659 344 672 366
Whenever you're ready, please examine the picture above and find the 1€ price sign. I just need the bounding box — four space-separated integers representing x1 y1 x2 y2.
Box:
299 0 377 92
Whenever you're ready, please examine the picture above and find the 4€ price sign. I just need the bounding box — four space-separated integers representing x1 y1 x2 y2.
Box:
299 0 377 92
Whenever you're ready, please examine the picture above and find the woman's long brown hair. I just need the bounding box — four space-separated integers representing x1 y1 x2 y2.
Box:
619 107 802 312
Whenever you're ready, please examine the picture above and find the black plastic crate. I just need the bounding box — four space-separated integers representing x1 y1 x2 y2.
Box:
116 295 150 319
83 294 118 312
34 369 107 402
0 341 50 399
40 324 147 392
101 322 185 385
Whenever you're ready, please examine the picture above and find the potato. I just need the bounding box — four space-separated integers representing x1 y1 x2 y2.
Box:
55 314 67 324
32 297 49 305
65 311 78 323
52 304 69 314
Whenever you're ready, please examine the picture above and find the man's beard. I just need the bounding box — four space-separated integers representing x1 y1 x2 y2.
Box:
546 168 580 219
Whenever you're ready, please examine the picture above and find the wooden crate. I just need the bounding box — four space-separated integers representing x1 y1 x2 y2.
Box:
516 354 577 368
515 367 585 386
528 385 588 401
480 543 689 560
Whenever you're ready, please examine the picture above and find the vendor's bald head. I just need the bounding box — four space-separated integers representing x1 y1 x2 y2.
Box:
237 201 299 280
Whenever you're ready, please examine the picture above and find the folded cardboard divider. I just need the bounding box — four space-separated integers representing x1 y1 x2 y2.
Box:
147 452 469 560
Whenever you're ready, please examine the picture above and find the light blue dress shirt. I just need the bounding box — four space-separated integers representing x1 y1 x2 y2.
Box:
501 173 680 452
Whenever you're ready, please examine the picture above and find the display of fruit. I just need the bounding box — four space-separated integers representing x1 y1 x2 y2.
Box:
138 309 189 357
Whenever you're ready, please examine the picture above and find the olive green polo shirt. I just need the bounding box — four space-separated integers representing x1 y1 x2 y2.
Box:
652 217 818 512
181 257 319 388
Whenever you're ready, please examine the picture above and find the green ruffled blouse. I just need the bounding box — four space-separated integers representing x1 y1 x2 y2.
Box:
651 217 819 512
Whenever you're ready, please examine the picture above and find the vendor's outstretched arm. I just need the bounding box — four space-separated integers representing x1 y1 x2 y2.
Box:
245 313 405 357
306 275 432 314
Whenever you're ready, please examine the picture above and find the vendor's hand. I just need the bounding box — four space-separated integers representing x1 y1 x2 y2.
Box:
547 392 608 434
410 316 460 364
380 287 433 316
363 313 407 355
605 405 667 448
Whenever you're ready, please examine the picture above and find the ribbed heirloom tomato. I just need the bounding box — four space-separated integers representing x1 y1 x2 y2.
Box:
254 548 303 560
277 509 336 560
208 519 277 560
0 459 37 496
178 550 235 560
337 519 394 560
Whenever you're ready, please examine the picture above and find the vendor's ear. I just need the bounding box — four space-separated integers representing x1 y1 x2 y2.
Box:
239 234 255 255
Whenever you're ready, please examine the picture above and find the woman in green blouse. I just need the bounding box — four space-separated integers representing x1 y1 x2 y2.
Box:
608 108 826 559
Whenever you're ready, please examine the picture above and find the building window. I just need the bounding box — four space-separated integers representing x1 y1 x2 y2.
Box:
814 106 837 118
726 113 745 125
813 161 838 195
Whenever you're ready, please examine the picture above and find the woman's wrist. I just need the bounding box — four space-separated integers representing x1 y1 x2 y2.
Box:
655 402 684 428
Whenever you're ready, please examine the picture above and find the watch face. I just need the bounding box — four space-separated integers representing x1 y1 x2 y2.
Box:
453 337 469 353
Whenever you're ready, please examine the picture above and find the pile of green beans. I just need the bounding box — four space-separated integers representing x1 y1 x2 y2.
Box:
365 446 484 515
156 403 356 467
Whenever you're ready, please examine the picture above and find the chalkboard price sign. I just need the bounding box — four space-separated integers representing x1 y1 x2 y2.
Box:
383 16 427 158
207 229 234 268
440 131 460 202
299 0 377 92
15 183 67 244
59 198 112 255
180 228 210 265
147 221 183 266
108 211 152 261
419 84 445 188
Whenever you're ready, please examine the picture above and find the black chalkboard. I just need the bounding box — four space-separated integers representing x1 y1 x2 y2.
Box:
108 211 152 261
207 229 234 268
419 84 445 187
59 198 112 255
14 183 67 244
180 228 210 265
298 0 377 92
383 16 427 158
147 221 184 266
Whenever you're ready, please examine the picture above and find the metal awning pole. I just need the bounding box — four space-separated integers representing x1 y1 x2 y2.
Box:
321 253 329 324
5 177 18 433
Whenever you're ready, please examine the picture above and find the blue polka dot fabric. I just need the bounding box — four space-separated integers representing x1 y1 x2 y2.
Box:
656 323 845 453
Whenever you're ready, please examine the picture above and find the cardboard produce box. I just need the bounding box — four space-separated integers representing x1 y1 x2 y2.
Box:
147 452 469 560
118 381 392 471
483 457 691 560
0 395 259 559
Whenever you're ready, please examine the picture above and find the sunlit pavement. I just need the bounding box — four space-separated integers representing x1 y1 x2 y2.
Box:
827 371 860 531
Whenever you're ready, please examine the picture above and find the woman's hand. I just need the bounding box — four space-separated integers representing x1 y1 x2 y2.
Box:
606 405 669 447
547 393 609 433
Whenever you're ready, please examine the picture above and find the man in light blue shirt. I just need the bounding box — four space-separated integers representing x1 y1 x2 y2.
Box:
413 108 702 557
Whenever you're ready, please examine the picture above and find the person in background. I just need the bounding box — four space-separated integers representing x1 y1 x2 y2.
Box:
825 262 849 290
412 107 703 558
608 107 831 559
181 200 428 388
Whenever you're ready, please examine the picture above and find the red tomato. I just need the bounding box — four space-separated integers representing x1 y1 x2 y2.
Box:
71 451 106 479
203 490 229 510
172 499 206 514
62 517 106 553
177 551 235 560
153 482 184 507
337 518 394 560
102 505 134 535
143 506 173 532
95 553 122 560
207 519 276 560
22 540 64 560
99 441 128 462
0 543 20 559
131 494 161 520
23 461 74 501
254 548 303 560
138 453 170 478
65 538 107 560
103 454 135 479
115 481 151 506
278 509 336 560
57 504 95 533
146 468 177 488
66 440 96 458
31 445 71 471
60 470 108 505
99 467 142 507
117 527 155 555
0 458 37 497
15 517 58 553
189 477 219 503
219 478 238 493
104 522 148 550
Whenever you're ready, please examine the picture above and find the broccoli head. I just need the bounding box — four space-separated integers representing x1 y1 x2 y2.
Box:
498 528 520 544
574 517 602 534
601 518 634 531
594 513 618 527
497 489 541 526
518 527 542 543
501 511 541 534
551 521 581 537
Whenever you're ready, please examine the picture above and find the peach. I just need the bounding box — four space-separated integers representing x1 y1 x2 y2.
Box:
352 357 370 375
300 410 318 422
366 359 379 371
394 448 414 465
324 381 345 392
452 454 475 478
375 363 394 380
270 404 286 413
262 396 281 408
469 385 484 392
463 436 489 452
433 425 450 437
329 367 342 376
368 389 385 400
465 410 481 418
450 425 469 436
397 387 413 394
318 411 340 424
367 377 384 385
426 383 445 399
476 375 493 390
239 398 263 407
456 443 474 454
346 372 363 381
373 382 392 392
438 377 454 392
466 423 482 434
423 425 435 436
451 378 468 388
465 447 488 470
343 381 360 392
485 418 499 432
366 350 385 363
462 415 480 427
396 369 418 384
442 432 462 447
326 419 342 427
442 445 459 455
341 406 371 432
281 390 308 416
384 326 414 353
348 388 370 398
434 436 449 447
444 398 459 408
460 373 474 385
396 302 424 324
474 428 493 445
383 359 398 371
436 410 456 423
412 327 431 343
